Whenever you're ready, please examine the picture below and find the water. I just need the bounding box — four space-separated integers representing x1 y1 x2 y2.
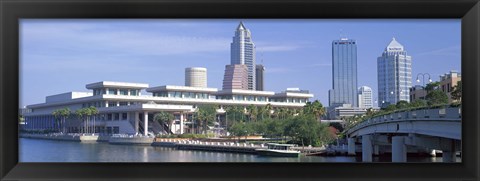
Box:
19 138 459 162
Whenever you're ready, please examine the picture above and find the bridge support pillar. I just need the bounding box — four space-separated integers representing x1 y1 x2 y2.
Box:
442 151 455 162
392 136 407 162
362 135 372 162
373 145 380 156
347 138 356 155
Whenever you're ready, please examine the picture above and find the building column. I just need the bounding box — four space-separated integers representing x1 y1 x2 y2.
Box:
362 135 372 162
442 151 455 162
135 112 139 134
392 136 407 162
180 113 184 134
144 111 149 136
347 138 356 155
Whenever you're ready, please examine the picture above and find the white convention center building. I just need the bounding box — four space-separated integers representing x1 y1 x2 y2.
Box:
22 81 313 136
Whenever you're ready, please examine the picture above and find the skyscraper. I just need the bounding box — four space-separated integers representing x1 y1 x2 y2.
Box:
230 22 256 90
255 64 265 91
185 67 207 88
222 64 249 90
329 38 358 107
358 86 373 108
377 38 412 107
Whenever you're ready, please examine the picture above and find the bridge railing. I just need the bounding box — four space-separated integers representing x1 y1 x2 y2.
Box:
347 106 461 134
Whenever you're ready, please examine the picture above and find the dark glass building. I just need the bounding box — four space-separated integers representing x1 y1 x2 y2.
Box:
329 38 358 107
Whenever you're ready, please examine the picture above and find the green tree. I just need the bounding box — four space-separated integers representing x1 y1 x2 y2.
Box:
426 90 449 106
303 100 326 120
195 105 217 135
246 104 258 122
409 99 427 108
154 111 175 134
396 100 410 109
384 104 397 112
75 107 98 134
451 80 462 102
425 81 440 92
52 107 71 133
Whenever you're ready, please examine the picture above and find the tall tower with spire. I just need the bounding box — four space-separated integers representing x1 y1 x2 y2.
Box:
377 37 412 108
230 21 256 90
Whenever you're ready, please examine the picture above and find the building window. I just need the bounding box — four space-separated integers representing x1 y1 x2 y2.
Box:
122 113 127 120
113 127 120 134
108 102 116 107
114 113 120 120
129 90 138 96
108 89 117 95
107 114 112 121
120 89 129 95
119 102 128 106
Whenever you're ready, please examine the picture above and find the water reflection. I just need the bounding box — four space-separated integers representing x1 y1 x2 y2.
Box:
19 138 460 162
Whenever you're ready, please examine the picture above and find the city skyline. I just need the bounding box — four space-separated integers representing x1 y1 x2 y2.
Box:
20 19 461 107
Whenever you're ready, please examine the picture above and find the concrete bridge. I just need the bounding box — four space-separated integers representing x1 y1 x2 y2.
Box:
345 106 461 162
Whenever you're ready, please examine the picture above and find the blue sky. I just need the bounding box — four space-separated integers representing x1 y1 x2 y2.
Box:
20 19 461 107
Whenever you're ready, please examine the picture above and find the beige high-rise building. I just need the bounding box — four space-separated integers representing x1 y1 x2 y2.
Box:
222 64 248 90
185 67 207 88
439 70 461 103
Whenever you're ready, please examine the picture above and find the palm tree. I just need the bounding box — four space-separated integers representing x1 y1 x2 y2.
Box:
75 108 87 133
75 107 98 134
154 111 174 134
52 107 71 133
311 100 326 120
264 104 273 119
88 107 99 134
246 104 258 122
195 105 217 135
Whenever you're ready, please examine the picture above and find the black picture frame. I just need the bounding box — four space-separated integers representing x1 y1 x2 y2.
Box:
1 0 479 180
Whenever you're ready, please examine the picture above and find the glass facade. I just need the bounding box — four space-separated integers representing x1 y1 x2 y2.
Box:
377 38 412 107
329 38 358 107
231 22 256 90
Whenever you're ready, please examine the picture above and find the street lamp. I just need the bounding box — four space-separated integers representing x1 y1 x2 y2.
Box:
416 73 432 87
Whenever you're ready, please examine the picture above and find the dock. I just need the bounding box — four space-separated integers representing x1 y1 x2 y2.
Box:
153 139 264 154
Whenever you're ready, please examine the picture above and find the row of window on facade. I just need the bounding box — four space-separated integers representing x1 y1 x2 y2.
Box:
82 101 141 108
152 91 211 99
93 88 140 96
66 126 120 134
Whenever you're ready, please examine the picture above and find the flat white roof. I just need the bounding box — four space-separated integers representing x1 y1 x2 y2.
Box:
86 81 149 89
270 92 314 98
216 89 275 96
146 85 218 93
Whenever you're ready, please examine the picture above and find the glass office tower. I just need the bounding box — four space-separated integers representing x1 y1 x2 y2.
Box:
329 38 358 107
377 38 412 107
230 22 256 90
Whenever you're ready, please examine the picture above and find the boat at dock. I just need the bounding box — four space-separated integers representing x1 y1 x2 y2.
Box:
255 143 301 157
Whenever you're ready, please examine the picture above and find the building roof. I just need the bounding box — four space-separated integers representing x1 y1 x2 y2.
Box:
237 21 246 30
217 89 275 96
270 92 314 98
146 85 218 93
385 37 404 51
86 81 149 89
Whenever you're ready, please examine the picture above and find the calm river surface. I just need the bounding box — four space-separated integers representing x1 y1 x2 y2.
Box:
19 138 459 162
